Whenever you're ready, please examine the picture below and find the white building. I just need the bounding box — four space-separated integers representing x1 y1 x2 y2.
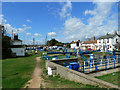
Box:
11 34 25 56
97 32 120 51
70 40 82 49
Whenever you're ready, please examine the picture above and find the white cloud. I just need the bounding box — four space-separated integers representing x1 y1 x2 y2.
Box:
22 24 27 27
59 0 72 18
26 33 31 35
61 2 118 42
48 32 57 37
26 19 32 22
34 33 42 37
2 23 32 34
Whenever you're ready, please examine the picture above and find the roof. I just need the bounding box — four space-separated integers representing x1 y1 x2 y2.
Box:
11 39 22 42
98 34 120 39
113 43 120 47
83 40 97 44
71 40 82 44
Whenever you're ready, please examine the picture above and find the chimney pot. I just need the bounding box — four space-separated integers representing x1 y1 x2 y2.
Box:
93 36 95 41
88 38 91 41
114 31 117 35
14 34 18 40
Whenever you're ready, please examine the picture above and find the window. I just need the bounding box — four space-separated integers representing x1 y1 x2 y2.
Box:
110 46 111 48
107 39 109 43
116 39 118 43
107 45 109 49
77 42 79 46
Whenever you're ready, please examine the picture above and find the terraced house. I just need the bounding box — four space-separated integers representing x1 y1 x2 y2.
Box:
97 32 120 51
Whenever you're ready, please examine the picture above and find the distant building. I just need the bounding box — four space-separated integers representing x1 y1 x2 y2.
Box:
70 40 82 49
11 34 25 56
81 36 97 50
97 32 120 51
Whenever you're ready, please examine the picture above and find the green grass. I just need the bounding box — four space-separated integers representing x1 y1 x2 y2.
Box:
2 51 42 88
43 74 101 88
95 71 120 86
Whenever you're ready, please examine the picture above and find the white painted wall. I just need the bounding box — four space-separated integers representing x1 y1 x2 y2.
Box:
71 42 82 49
11 41 22 45
11 48 25 56
97 35 120 51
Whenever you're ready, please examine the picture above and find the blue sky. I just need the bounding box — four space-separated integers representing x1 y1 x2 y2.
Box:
2 1 118 44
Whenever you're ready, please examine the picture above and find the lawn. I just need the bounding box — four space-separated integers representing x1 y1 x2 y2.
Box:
2 51 42 88
95 71 120 86
40 58 103 88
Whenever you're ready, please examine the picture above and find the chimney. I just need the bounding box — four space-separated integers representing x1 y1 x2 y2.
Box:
114 31 117 35
88 38 91 41
106 33 109 35
93 36 95 41
14 34 18 40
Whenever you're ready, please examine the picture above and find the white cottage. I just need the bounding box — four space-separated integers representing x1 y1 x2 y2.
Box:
97 32 120 51
70 40 82 49
11 34 25 56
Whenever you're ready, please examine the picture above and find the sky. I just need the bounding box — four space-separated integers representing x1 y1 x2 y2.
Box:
1 1 118 45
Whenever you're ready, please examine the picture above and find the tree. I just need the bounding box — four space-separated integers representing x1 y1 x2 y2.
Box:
47 38 59 46
2 36 12 59
46 38 70 47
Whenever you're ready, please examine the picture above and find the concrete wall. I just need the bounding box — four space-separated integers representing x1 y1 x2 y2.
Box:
46 58 119 89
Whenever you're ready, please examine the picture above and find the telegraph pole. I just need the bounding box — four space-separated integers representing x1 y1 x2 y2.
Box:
45 34 47 46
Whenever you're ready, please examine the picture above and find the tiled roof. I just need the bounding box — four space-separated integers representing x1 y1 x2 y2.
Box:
98 34 120 39
83 40 97 44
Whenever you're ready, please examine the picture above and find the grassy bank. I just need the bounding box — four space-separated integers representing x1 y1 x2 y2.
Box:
95 71 120 86
40 58 102 88
2 52 41 88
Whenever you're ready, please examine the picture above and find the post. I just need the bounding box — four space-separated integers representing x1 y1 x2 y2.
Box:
93 60 94 67
66 55 68 58
41 53 42 58
95 61 98 72
114 56 116 68
89 59 91 71
108 58 109 68
105 61 107 70
100 59 102 66
83 61 85 73
48 56 50 60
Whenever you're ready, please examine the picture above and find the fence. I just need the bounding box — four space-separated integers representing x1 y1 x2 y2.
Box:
41 53 76 60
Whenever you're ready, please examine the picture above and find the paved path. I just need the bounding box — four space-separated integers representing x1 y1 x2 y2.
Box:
88 67 119 77
24 57 45 88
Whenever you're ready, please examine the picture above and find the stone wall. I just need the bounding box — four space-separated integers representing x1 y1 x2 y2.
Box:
46 58 119 89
